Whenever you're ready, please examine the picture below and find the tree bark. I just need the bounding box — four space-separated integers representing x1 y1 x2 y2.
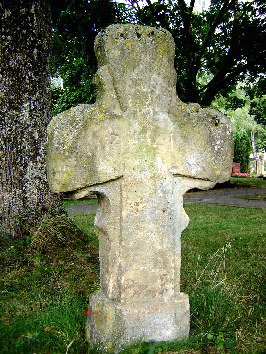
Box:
0 0 57 238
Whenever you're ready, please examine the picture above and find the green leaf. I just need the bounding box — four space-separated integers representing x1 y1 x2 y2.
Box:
207 333 213 340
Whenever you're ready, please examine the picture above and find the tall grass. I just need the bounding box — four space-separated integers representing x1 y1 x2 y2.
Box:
181 204 265 353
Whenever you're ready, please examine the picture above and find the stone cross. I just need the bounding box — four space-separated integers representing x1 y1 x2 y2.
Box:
47 24 233 351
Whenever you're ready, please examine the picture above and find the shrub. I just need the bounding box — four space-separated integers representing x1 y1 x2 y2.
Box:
233 131 252 172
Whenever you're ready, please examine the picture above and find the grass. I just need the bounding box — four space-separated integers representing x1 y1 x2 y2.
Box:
181 204 265 353
121 204 265 353
227 177 266 189
63 198 98 206
0 209 99 354
239 194 266 201
0 197 265 353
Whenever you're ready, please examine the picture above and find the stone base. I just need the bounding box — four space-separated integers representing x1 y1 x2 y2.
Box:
86 291 190 351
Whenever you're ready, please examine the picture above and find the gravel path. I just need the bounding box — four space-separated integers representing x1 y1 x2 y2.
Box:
65 188 265 215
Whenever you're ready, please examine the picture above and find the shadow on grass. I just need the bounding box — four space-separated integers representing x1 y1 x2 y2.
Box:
0 207 99 354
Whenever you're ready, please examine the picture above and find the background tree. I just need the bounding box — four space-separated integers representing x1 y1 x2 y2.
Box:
51 0 120 116
0 0 67 238
130 0 265 172
51 0 265 112
50 0 265 172
250 92 266 153
212 86 265 171
132 0 266 105
247 77 266 127
233 131 253 172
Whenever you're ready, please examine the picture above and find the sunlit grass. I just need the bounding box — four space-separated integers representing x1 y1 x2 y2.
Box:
181 204 265 352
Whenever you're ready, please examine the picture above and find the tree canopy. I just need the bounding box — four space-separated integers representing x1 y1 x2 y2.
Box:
51 0 120 115
51 0 266 113
132 0 266 106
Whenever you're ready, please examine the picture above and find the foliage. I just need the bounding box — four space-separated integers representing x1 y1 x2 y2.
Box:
233 131 252 172
51 85 64 117
1 200 265 352
119 0 266 106
51 0 120 116
250 94 266 130
255 128 266 152
51 0 266 113
215 98 257 134
212 86 266 159
247 76 266 126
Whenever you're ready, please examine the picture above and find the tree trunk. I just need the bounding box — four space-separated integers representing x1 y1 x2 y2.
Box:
0 0 57 238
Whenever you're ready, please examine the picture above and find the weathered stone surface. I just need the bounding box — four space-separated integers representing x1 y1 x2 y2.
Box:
47 24 233 351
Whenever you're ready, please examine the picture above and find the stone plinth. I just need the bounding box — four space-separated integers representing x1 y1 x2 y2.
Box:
46 24 233 351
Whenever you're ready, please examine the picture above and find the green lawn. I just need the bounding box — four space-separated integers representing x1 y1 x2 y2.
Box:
63 198 98 206
229 177 266 189
0 202 265 353
239 193 266 201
